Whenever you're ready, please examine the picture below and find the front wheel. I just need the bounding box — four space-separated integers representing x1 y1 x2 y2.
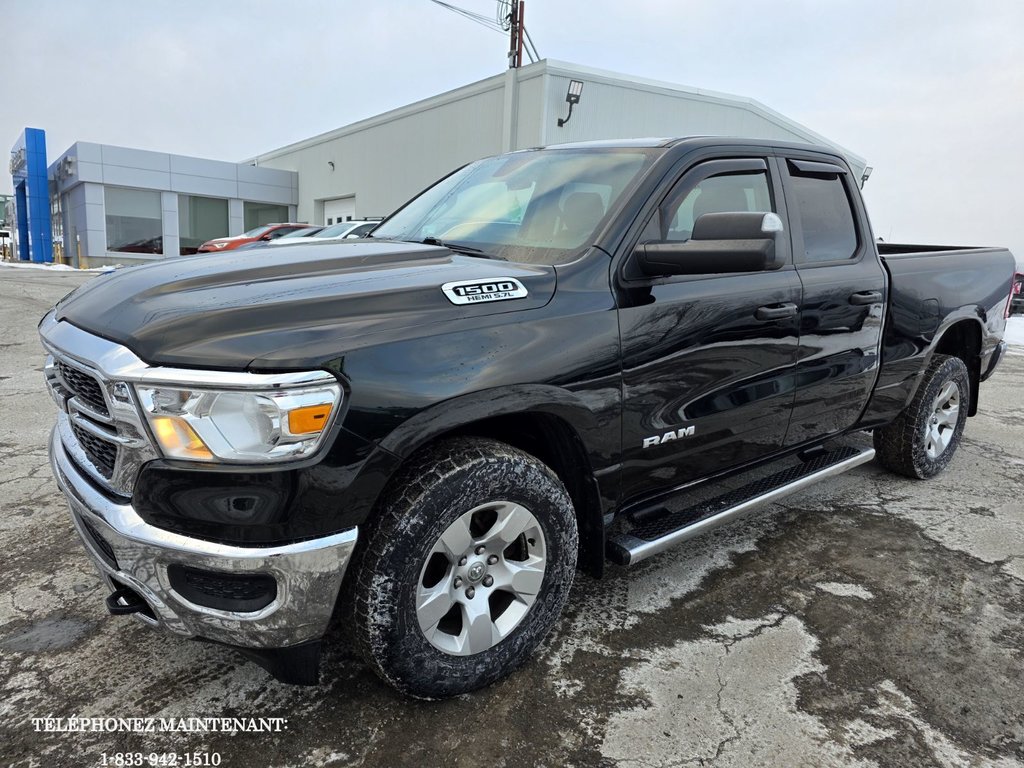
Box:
349 437 578 698
873 354 970 479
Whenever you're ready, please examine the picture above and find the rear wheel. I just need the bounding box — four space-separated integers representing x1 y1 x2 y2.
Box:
873 354 970 479
349 437 577 698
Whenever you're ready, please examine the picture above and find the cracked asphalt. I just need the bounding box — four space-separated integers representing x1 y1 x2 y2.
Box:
1 266 1022 767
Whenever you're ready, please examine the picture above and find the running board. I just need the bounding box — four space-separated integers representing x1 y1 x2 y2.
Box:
607 446 875 566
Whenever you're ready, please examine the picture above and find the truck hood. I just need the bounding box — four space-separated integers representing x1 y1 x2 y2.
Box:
54 240 556 370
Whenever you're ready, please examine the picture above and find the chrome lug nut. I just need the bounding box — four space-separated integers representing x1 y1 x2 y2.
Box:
487 554 498 565
466 586 476 599
458 556 467 566
454 576 463 588
475 545 486 555
482 575 493 587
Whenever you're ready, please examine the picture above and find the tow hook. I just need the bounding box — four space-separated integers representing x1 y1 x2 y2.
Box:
105 586 149 616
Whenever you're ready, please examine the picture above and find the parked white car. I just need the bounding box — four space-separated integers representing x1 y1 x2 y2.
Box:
267 220 377 244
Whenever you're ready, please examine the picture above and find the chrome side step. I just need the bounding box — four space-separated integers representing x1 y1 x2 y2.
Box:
607 446 875 566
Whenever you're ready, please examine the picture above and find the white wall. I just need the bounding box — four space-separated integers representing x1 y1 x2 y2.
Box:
250 60 867 220
253 74 512 222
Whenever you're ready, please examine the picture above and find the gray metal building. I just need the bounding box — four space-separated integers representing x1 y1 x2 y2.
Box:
46 143 297 267
250 59 866 225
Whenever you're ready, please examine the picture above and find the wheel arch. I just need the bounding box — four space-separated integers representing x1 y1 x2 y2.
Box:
930 316 983 416
373 385 611 578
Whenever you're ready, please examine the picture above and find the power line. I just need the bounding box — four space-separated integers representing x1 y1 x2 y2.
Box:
427 0 506 34
426 0 540 65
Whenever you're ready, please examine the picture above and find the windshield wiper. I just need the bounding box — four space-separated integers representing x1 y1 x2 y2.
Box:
419 237 494 257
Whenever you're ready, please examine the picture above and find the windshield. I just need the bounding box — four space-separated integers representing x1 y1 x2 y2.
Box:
314 222 360 238
372 149 656 265
242 225 274 238
278 227 319 239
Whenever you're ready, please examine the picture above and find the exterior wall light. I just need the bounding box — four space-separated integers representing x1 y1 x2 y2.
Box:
327 161 335 171
557 80 584 127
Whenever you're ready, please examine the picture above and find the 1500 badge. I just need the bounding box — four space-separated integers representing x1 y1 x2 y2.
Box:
442 278 529 305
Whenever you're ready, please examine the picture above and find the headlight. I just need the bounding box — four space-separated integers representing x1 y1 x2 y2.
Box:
134 382 341 463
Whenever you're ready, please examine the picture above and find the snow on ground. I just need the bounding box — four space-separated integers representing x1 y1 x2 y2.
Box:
1006 316 1024 347
0 260 115 273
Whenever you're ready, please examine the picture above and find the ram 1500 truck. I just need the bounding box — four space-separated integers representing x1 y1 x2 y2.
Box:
40 138 1017 698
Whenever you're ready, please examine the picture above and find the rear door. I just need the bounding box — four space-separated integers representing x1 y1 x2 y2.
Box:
779 155 886 445
616 155 802 505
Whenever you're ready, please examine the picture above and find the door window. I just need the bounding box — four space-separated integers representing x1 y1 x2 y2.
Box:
788 170 857 262
664 172 773 242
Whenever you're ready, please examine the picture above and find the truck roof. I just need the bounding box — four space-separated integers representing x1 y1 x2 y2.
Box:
530 136 843 158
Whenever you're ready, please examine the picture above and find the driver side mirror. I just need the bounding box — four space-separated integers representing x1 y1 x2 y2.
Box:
634 212 785 277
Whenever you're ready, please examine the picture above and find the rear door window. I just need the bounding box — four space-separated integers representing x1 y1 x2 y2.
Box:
786 162 858 262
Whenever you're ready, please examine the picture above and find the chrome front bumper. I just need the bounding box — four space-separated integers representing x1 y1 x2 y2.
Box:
49 426 358 649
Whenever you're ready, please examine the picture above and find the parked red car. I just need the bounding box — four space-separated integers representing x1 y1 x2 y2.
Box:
197 223 308 253
1009 272 1023 316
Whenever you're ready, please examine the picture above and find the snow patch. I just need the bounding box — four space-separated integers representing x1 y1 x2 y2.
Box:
1004 316 1024 347
815 581 875 600
0 260 115 273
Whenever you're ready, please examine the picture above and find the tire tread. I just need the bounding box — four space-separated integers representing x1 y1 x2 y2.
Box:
346 437 577 698
873 354 970 479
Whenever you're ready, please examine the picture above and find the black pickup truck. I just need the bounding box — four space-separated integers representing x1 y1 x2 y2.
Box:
40 137 1016 698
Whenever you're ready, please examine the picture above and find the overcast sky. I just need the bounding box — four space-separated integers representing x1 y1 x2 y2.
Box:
5 0 1022 260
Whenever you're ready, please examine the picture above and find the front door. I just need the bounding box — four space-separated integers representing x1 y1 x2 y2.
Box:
617 156 802 507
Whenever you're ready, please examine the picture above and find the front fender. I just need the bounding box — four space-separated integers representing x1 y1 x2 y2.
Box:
376 383 604 459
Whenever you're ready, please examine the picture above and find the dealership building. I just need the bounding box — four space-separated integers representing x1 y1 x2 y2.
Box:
8 59 866 267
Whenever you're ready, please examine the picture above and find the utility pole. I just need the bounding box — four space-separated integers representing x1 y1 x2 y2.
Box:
507 1 524 68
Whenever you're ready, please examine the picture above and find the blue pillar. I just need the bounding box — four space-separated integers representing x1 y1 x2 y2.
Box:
10 127 53 263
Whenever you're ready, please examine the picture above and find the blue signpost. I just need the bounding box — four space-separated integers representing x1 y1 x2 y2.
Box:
9 127 53 263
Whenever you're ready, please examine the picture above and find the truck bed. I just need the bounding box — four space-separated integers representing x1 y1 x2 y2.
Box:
864 243 1016 425
879 243 1014 312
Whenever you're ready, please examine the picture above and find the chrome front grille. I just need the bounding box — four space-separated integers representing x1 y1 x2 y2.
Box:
71 422 117 478
56 360 108 415
43 342 158 498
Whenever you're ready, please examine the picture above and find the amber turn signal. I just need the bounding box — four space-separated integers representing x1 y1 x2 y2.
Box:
288 404 333 435
151 415 213 460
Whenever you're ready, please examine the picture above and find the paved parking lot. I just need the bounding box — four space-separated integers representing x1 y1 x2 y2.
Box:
1 266 1022 768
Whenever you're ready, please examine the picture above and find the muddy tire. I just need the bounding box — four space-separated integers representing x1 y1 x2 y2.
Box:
873 354 970 479
348 437 577 698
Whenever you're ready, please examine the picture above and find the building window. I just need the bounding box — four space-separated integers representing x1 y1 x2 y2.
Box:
50 183 64 263
105 187 162 254
244 202 288 231
178 195 228 255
